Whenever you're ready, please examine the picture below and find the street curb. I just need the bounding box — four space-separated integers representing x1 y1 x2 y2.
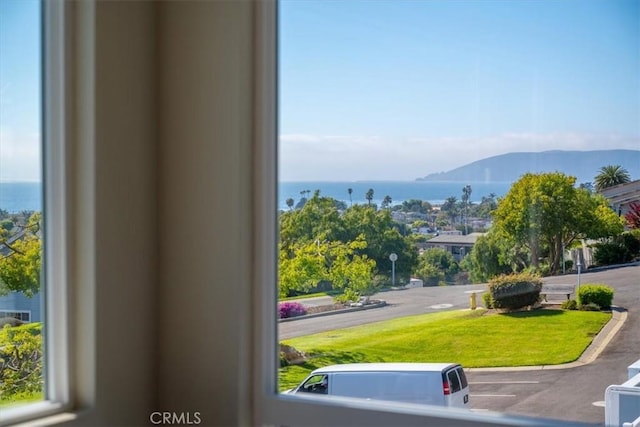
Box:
278 301 388 323
466 305 628 373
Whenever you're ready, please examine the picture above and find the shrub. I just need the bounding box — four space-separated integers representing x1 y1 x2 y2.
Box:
487 273 543 311
560 299 577 310
372 274 391 289
593 239 633 266
564 260 573 271
577 284 614 310
278 301 307 319
482 292 494 309
579 302 601 311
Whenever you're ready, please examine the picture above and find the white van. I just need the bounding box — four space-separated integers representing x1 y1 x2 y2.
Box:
288 363 470 408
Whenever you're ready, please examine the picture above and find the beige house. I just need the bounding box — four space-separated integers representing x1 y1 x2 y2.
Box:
599 179 640 218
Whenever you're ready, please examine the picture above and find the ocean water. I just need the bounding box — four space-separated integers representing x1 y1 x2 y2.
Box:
0 181 514 213
279 181 512 210
0 182 43 213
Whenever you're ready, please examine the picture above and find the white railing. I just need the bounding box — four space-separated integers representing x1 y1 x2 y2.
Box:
606 361 640 427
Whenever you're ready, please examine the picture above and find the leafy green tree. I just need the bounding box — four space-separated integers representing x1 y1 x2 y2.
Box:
594 165 631 191
325 237 376 300
579 182 594 193
394 199 433 217
0 219 14 232
280 193 345 250
341 205 417 282
493 173 624 275
414 248 459 285
278 240 328 297
472 193 498 219
278 237 375 300
435 212 449 229
279 194 418 294
411 220 429 230
0 212 42 297
460 232 518 283
0 323 43 401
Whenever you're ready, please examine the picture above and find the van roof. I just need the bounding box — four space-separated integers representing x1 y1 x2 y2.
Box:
310 363 460 374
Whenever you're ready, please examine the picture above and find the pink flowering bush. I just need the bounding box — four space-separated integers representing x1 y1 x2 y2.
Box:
278 301 307 319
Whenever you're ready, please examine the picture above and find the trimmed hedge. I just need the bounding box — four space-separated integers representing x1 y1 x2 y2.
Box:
577 284 614 310
487 273 543 311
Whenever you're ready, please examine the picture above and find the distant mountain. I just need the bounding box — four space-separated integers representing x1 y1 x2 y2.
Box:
417 150 640 183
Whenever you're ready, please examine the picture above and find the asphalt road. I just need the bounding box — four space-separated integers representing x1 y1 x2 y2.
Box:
279 282 488 340
278 264 640 425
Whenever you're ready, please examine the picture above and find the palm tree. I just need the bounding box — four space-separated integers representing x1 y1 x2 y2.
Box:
461 185 472 234
286 198 294 210
594 165 631 191
441 196 458 229
382 195 392 209
347 188 353 206
365 188 374 206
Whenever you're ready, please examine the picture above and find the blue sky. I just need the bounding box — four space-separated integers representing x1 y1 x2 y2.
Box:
0 0 40 182
279 0 640 181
0 1 638 182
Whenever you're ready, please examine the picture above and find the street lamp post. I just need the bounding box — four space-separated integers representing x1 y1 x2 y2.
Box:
577 259 582 291
389 253 398 287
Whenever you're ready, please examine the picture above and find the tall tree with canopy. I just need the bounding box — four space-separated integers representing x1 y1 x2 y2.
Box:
0 212 42 297
492 173 624 275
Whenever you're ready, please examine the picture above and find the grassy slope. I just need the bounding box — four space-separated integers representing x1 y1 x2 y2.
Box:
280 309 611 391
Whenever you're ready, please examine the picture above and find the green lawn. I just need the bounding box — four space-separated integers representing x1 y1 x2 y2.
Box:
279 309 610 391
0 392 43 407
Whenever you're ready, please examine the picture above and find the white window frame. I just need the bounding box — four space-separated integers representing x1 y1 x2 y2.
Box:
0 1 72 425
252 2 583 426
0 1 600 425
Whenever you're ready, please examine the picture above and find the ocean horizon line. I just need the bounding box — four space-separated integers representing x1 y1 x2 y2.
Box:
279 179 514 184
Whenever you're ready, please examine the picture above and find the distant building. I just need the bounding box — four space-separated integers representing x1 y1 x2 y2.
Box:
599 179 640 218
0 291 41 322
423 232 484 261
0 230 42 323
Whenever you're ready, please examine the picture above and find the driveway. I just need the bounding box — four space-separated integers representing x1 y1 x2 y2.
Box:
467 265 640 425
278 264 640 425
